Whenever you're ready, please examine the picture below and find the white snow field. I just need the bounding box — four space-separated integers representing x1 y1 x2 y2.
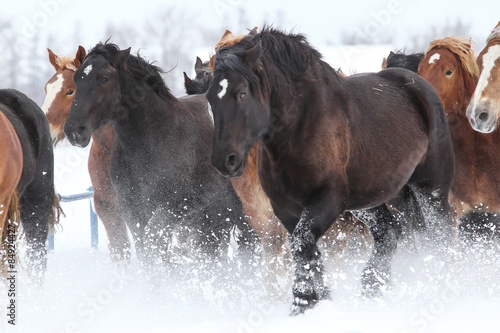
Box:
3 51 500 333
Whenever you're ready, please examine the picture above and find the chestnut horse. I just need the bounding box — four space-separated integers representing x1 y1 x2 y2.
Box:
467 21 500 133
43 46 131 261
64 42 257 268
208 27 454 314
0 89 60 283
0 111 22 278
418 37 500 237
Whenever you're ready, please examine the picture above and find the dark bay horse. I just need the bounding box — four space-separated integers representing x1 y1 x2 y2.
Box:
183 57 212 95
418 37 500 238
207 28 454 314
64 42 257 268
207 29 371 299
0 110 22 278
43 46 130 261
0 89 60 283
382 50 424 72
467 21 500 133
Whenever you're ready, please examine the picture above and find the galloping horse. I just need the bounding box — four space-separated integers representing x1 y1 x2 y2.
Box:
183 57 212 95
207 28 454 314
64 42 257 267
418 37 500 236
0 89 60 283
467 21 500 133
382 50 424 72
43 46 131 261
0 111 22 278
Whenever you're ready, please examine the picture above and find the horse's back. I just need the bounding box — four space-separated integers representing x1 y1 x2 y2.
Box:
342 68 453 208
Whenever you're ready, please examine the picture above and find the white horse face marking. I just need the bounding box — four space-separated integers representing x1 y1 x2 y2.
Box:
41 73 64 114
467 44 500 133
428 53 440 65
218 79 228 99
83 64 93 76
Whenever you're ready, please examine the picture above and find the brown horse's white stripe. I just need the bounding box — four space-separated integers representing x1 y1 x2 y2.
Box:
41 73 63 114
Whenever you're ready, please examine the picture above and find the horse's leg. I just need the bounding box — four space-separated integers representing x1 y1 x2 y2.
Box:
276 193 344 315
89 142 131 262
20 182 53 284
357 204 401 298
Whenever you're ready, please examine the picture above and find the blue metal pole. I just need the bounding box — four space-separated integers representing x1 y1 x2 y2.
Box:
46 232 54 252
89 187 98 249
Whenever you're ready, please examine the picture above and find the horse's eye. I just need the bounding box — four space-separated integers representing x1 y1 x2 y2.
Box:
239 92 246 100
445 69 453 76
101 77 109 84
66 89 74 96
204 72 210 76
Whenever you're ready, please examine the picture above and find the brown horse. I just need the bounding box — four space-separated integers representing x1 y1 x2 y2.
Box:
467 21 500 133
418 37 500 236
209 30 371 298
208 27 454 314
43 46 130 261
0 111 22 278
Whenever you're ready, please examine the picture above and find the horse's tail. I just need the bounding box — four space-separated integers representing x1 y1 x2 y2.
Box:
50 192 64 233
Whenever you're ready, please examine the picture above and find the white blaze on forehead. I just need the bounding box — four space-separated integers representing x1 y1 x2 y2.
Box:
471 45 500 105
428 53 440 65
218 79 228 99
207 102 214 125
83 64 93 75
41 73 64 114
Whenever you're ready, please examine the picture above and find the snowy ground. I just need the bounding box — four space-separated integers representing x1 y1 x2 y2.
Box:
2 135 500 333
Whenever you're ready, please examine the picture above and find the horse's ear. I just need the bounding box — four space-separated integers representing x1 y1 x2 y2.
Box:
243 41 262 70
381 57 387 69
222 30 232 39
48 48 59 70
195 57 203 72
249 27 258 36
116 47 131 65
183 72 192 85
74 45 86 68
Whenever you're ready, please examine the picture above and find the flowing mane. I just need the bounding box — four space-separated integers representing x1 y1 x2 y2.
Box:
425 36 479 83
86 42 174 102
214 27 332 98
486 22 500 43
55 55 79 71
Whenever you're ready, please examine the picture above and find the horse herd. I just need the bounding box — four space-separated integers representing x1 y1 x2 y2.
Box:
1 21 500 315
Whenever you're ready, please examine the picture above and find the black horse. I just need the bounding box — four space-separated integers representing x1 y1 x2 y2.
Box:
207 28 454 314
383 50 425 73
0 89 59 282
183 57 212 95
63 43 256 268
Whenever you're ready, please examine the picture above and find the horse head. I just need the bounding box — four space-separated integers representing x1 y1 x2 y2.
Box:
42 45 86 145
207 36 270 177
418 37 478 114
64 43 130 148
467 22 500 133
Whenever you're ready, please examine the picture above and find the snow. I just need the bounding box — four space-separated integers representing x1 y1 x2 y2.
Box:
3 60 500 333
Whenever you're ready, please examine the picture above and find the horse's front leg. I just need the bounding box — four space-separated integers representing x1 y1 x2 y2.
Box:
281 192 345 315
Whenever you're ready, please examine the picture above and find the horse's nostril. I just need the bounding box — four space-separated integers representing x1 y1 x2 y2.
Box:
225 153 237 170
478 112 489 121
77 126 86 134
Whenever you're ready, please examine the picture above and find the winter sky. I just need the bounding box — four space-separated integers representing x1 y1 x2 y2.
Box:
4 0 500 52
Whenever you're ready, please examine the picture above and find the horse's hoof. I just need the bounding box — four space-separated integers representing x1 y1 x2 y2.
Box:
290 297 316 316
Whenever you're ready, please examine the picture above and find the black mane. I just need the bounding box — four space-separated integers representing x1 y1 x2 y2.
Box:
214 27 330 98
386 50 424 73
86 42 174 102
